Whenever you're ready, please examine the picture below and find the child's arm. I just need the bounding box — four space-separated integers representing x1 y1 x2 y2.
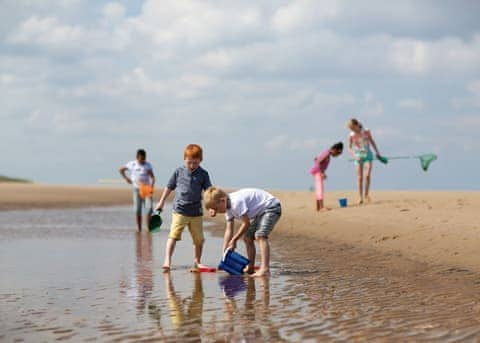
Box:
367 130 381 156
227 215 250 250
223 220 234 252
154 170 177 211
347 136 359 160
119 166 132 184
316 151 329 179
149 169 155 187
154 187 172 211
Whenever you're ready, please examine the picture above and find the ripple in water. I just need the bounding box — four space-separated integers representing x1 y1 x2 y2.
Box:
1 207 480 341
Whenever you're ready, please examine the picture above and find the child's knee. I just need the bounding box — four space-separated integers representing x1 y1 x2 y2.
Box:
255 236 268 242
243 235 254 243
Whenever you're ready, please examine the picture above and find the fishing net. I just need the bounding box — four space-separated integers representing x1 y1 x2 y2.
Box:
373 153 437 171
418 153 437 172
354 153 438 171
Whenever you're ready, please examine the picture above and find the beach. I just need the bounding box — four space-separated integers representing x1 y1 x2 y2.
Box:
1 183 479 273
2 183 480 341
273 190 480 273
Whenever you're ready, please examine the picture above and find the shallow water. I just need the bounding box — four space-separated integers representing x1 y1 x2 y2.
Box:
1 207 480 342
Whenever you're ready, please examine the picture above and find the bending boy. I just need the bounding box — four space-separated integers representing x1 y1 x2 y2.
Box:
204 187 282 277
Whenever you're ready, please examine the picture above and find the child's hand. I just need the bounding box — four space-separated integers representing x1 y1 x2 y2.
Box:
208 208 217 217
227 239 237 251
154 201 163 212
321 173 327 180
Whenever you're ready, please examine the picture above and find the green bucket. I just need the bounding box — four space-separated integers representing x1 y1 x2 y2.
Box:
149 210 162 233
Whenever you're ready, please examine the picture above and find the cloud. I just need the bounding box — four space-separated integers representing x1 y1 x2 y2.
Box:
451 80 480 109
8 16 84 46
398 98 425 112
0 0 479 189
271 0 340 33
265 135 324 152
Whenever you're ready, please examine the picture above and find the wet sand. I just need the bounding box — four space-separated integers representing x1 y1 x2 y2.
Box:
1 184 479 274
1 206 480 341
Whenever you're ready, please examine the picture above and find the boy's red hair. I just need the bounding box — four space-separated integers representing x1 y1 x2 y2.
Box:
184 144 203 161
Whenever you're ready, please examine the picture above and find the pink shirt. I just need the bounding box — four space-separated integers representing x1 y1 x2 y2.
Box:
310 149 331 175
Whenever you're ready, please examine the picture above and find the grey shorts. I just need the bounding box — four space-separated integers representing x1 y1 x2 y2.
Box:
246 202 282 238
133 188 152 216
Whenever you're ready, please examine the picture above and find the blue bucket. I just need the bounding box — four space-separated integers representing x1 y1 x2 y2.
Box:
218 249 250 276
339 198 348 208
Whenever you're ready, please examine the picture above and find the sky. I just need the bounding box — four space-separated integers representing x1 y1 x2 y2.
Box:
1 0 479 190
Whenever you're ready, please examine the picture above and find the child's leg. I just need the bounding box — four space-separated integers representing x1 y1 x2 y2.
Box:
144 196 153 230
243 235 256 274
364 162 373 202
188 216 205 267
314 173 324 211
244 219 258 273
136 215 142 231
251 204 281 277
253 237 270 276
193 243 203 266
164 213 187 270
355 163 364 204
163 238 176 270
133 189 142 231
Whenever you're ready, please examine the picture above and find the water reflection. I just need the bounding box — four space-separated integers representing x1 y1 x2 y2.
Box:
134 232 153 313
164 272 204 340
3 207 480 341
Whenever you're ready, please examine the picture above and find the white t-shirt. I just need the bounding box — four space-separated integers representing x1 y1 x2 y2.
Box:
125 160 153 188
225 188 278 221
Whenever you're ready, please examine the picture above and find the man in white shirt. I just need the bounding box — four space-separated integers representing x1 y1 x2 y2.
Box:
119 149 155 231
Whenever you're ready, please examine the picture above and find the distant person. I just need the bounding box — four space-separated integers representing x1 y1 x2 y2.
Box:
154 144 212 272
204 187 282 277
119 149 155 231
310 142 343 211
347 118 382 204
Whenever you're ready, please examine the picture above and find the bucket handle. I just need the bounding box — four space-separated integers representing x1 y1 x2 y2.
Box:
222 248 232 263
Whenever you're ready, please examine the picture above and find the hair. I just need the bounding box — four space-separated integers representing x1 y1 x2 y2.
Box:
203 186 227 209
136 149 146 158
347 118 362 130
184 144 203 161
331 142 344 152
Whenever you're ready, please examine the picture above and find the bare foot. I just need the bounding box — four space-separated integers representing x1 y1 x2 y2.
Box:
357 198 364 205
251 269 270 277
318 207 331 212
365 195 372 203
190 262 210 272
243 266 255 274
162 265 171 273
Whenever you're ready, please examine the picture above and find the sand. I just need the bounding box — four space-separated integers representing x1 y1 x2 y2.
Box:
272 190 480 273
0 183 134 210
1 183 479 273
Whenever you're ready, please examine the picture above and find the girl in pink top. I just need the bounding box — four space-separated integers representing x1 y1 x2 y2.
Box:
347 118 381 205
310 142 343 211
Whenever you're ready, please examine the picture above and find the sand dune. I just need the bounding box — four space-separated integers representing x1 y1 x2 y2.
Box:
1 183 478 273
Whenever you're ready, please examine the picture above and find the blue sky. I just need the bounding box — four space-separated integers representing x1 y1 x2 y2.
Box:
1 0 479 190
